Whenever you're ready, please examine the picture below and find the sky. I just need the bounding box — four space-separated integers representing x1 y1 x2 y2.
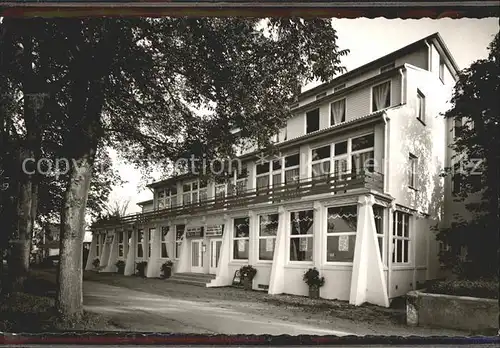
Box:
107 17 500 215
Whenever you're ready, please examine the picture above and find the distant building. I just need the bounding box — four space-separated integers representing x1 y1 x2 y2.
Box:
87 33 462 307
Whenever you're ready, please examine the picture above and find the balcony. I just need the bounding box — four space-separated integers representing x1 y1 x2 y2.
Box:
92 171 384 228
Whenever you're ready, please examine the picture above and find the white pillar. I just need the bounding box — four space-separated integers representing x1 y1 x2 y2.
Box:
349 195 390 307
387 201 395 298
99 231 111 268
248 210 258 267
104 229 119 272
268 206 287 295
85 233 98 271
124 228 137 276
313 201 324 269
207 214 233 287
176 229 190 274
146 225 161 278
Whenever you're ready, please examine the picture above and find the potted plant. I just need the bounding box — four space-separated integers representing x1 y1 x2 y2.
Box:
92 258 100 270
136 261 148 277
239 265 257 290
115 260 126 274
303 267 325 299
160 260 174 279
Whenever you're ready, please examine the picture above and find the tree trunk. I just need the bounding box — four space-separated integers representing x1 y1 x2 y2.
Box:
56 153 94 318
8 157 33 292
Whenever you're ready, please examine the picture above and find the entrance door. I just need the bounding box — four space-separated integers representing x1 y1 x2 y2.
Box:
191 240 204 273
209 239 223 274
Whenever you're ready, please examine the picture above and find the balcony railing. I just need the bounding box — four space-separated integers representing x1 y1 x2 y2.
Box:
92 170 383 228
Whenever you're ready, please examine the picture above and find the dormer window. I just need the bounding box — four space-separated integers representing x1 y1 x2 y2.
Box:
333 83 346 92
380 62 395 73
306 108 320 134
439 57 445 82
372 81 391 112
315 91 327 100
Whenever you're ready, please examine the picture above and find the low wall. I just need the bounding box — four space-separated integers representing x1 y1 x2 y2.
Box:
407 290 498 332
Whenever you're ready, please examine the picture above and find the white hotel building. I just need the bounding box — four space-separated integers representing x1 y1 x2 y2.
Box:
86 33 461 307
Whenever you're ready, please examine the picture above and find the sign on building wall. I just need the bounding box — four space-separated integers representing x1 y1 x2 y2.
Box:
338 235 349 252
205 225 223 237
265 238 274 252
185 227 203 238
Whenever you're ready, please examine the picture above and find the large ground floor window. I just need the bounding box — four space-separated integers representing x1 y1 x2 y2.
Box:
175 224 185 259
392 211 410 264
326 205 357 263
118 231 124 257
233 217 250 260
136 229 144 258
289 210 314 262
161 226 170 258
259 214 279 261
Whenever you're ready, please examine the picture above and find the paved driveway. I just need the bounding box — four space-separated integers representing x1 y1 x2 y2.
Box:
83 281 353 335
82 276 467 336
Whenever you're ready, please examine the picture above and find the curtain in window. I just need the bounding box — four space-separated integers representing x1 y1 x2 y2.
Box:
285 168 299 184
331 99 346 125
352 151 374 174
373 82 390 111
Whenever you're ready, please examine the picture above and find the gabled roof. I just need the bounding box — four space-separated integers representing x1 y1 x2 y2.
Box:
299 32 460 101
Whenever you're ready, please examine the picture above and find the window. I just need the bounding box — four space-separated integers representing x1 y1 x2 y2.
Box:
284 153 300 184
174 224 185 259
417 89 425 123
372 81 391 112
380 62 395 73
148 228 155 258
373 205 384 261
118 231 124 257
439 57 445 82
311 145 331 179
182 180 207 205
333 140 348 179
256 159 283 195
392 211 411 264
306 108 320 134
453 118 462 139
235 166 248 195
161 226 169 258
452 162 462 195
157 186 178 209
289 210 314 262
326 206 357 263
259 214 279 261
95 234 101 256
351 133 375 174
215 182 227 201
233 217 250 260
409 154 417 188
330 98 346 126
137 229 144 258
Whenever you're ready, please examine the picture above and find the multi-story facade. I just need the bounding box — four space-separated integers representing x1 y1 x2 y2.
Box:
86 33 460 307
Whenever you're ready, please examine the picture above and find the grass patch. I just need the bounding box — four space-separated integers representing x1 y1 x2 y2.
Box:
426 279 499 299
0 271 115 332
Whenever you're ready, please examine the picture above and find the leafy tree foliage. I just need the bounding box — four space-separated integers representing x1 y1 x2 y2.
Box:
437 31 499 279
1 17 348 316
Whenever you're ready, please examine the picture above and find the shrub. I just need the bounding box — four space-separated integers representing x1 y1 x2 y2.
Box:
427 278 499 299
92 258 100 269
135 261 148 277
303 267 325 288
239 265 257 280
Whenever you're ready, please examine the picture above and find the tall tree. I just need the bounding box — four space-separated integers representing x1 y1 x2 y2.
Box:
437 32 500 279
2 17 348 317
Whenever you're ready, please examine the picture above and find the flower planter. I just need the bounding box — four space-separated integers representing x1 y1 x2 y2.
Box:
309 286 320 299
162 267 172 279
242 277 253 290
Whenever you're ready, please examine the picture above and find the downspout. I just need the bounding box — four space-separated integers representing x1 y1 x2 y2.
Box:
399 67 406 106
383 114 390 194
424 40 431 72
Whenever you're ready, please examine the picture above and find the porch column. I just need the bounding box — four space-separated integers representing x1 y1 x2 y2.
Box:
146 224 161 278
104 228 119 272
124 228 137 276
123 228 131 262
349 195 389 307
268 206 287 295
387 201 396 298
248 210 258 266
99 230 111 268
85 232 98 271
207 214 232 287
313 201 324 269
